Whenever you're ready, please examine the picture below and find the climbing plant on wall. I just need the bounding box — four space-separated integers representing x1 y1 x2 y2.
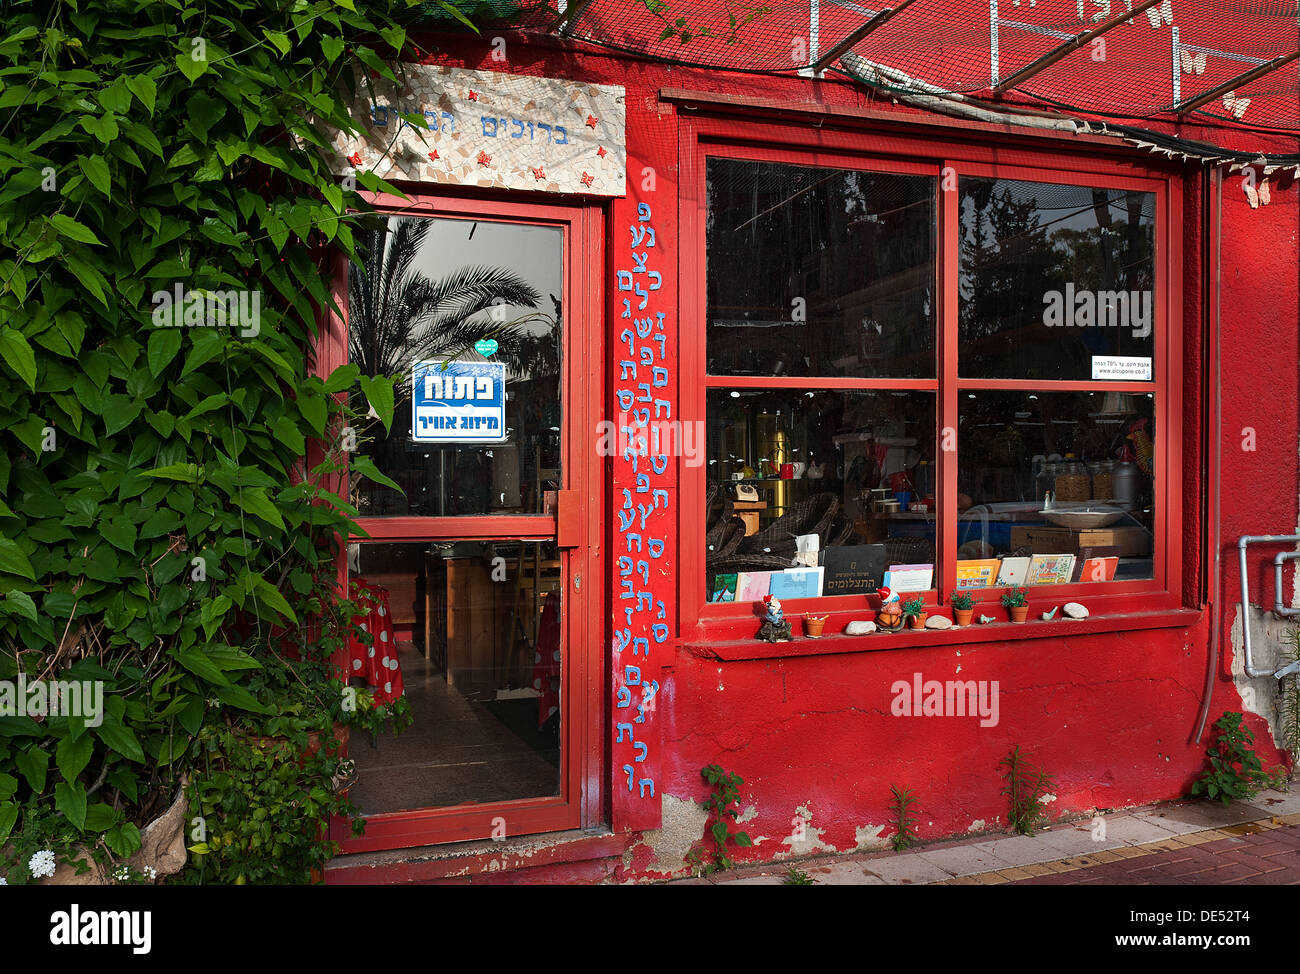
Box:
0 0 477 883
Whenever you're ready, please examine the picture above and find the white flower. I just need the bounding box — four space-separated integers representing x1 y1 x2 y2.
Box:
28 850 57 879
0 876 8 885
112 865 130 882
144 866 157 881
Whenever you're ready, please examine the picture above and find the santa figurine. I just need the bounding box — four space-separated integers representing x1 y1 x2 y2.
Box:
757 594 793 642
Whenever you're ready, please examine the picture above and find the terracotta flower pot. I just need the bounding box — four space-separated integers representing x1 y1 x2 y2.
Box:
1009 604 1029 623
953 608 973 626
906 613 927 630
803 615 828 638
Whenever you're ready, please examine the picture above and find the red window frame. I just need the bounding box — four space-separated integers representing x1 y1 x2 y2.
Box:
679 115 1183 643
319 189 606 852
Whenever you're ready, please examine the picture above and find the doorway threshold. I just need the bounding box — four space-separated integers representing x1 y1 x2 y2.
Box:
325 828 628 885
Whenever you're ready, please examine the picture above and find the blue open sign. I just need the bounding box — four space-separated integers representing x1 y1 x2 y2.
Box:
411 360 507 443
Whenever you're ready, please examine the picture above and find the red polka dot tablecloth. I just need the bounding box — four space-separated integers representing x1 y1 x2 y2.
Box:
531 590 561 729
347 577 404 705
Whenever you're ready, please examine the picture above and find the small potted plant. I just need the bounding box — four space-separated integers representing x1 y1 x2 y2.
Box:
1001 586 1029 623
949 589 976 626
901 596 927 630
803 613 829 638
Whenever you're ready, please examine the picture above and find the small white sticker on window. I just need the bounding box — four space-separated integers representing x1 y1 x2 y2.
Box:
1091 356 1151 381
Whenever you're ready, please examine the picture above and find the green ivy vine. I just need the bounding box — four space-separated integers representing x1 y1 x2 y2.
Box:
0 0 466 883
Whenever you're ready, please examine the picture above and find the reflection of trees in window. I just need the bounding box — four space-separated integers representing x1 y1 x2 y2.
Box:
347 217 560 516
959 181 1154 377
959 181 1065 374
705 160 933 377
349 217 544 387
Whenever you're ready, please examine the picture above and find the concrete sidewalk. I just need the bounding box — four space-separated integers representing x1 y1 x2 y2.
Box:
670 789 1300 885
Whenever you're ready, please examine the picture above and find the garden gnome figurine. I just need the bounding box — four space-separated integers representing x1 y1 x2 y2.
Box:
757 594 793 643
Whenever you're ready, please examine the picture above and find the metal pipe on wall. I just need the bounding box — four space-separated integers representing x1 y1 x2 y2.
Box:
1275 552 1300 616
1195 165 1223 743
1237 534 1300 678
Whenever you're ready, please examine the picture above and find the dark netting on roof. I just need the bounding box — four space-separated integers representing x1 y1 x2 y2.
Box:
422 0 1300 151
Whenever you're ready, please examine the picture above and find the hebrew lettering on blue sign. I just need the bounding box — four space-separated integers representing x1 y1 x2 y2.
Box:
411 360 506 443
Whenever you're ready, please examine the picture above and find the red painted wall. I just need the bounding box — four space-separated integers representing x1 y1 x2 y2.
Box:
397 30 1299 882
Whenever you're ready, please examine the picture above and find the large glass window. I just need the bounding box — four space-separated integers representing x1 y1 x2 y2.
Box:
700 156 1165 616
348 215 562 517
706 158 935 378
959 179 1155 382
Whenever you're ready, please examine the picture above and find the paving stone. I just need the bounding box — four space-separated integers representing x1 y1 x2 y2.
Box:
917 844 1017 877
862 854 954 885
968 834 1087 866
814 862 889 885
1128 811 1213 837
1245 792 1300 816
1139 801 1271 830
1096 815 1187 846
1033 825 1115 857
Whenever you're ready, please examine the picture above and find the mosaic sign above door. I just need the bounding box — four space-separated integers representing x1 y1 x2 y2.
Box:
324 65 626 197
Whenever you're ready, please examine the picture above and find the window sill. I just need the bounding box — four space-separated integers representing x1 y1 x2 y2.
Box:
683 607 1202 661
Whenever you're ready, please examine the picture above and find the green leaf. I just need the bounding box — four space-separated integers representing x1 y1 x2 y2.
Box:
358 374 395 432
0 802 18 844
175 51 208 83
143 463 200 483
100 515 137 553
263 29 291 55
214 682 272 715
147 329 184 378
251 574 298 624
55 780 88 829
105 822 142 858
320 35 345 63
124 74 157 114
172 645 231 686
180 328 226 377
48 213 102 245
15 746 49 792
0 328 37 390
187 91 227 139
0 538 36 580
297 390 326 435
235 486 285 531
323 362 360 394
350 454 402 494
94 715 146 763
56 731 95 783
77 154 111 196
0 590 35 622
84 802 121 832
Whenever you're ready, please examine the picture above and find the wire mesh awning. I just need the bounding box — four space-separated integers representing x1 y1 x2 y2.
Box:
441 0 1300 155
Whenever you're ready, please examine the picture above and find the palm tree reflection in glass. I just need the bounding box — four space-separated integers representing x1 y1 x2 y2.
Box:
348 216 562 516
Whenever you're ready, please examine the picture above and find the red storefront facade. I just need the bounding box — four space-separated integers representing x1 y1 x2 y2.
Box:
324 24 1300 884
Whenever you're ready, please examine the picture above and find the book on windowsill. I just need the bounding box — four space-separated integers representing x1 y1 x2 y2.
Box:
709 573 738 603
820 544 887 596
884 564 933 592
768 567 825 600
955 559 1001 588
996 557 1031 586
735 571 774 602
1025 554 1076 586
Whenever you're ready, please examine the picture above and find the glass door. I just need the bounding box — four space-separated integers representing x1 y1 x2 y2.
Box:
331 195 601 852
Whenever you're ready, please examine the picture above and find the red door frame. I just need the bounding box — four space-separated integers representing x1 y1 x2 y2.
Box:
678 114 1183 643
319 189 606 852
